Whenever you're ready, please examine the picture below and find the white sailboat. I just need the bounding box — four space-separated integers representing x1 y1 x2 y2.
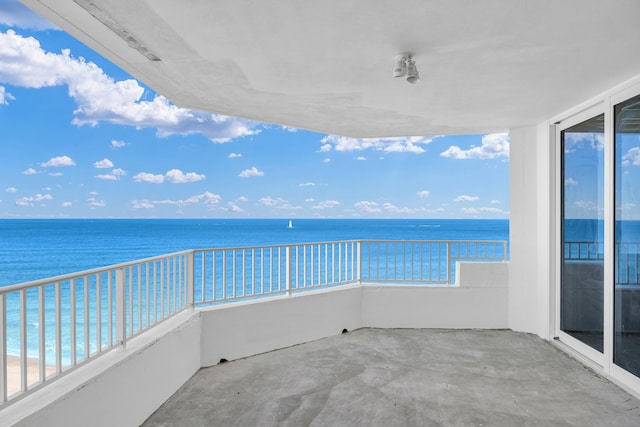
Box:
287 220 293 229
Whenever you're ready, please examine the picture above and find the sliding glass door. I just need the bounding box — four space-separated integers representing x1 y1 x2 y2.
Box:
558 92 640 385
560 113 605 353
614 94 640 376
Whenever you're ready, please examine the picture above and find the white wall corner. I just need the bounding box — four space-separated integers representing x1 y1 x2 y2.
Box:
508 124 552 338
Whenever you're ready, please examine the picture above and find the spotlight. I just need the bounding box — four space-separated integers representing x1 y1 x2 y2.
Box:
405 57 420 84
393 55 408 78
393 54 419 83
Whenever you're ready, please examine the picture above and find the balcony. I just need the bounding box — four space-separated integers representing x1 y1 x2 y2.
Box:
1 239 638 425
144 328 640 426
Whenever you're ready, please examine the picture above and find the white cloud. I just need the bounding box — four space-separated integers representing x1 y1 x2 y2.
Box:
0 2 58 30
355 156 367 161
226 202 243 212
355 200 381 213
94 158 114 169
113 168 126 178
239 167 264 178
89 191 98 195
186 192 221 206
0 86 15 105
299 182 315 187
440 133 509 159
152 191 221 208
95 168 126 181
22 168 37 175
490 199 501 204
259 196 285 206
383 203 417 214
95 174 117 181
564 177 578 186
15 193 53 206
563 132 604 153
0 30 259 142
622 147 640 166
320 135 432 154
5 187 17 193
111 139 126 149
166 168 205 184
131 200 155 209
618 202 637 212
236 196 249 203
323 158 331 163
48 172 63 177
305 198 315 202
40 155 75 167
417 190 430 198
61 201 72 207
133 169 203 184
87 197 106 208
455 195 479 202
133 172 164 184
574 200 599 211
228 153 242 158
42 186 51 191
312 200 340 210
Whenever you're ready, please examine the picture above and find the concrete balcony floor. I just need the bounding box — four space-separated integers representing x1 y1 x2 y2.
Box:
143 328 640 426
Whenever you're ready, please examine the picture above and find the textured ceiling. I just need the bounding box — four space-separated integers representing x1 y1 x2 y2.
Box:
21 0 640 137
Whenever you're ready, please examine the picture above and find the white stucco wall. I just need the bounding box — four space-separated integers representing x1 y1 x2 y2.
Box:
362 262 509 329
5 311 202 427
199 285 364 367
508 124 553 339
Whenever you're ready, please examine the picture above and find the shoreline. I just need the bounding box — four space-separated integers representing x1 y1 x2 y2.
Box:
5 355 56 398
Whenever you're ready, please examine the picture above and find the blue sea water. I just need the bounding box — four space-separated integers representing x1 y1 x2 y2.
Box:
0 218 509 360
0 218 509 287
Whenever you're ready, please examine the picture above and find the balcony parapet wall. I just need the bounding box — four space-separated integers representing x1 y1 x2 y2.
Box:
3 259 509 427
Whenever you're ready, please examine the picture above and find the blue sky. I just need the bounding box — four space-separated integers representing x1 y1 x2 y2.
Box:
0 1 510 219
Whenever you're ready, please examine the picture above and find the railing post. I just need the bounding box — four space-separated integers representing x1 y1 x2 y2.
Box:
116 267 126 349
187 251 195 307
357 241 362 284
503 241 507 262
286 246 291 295
446 242 452 285
0 293 6 403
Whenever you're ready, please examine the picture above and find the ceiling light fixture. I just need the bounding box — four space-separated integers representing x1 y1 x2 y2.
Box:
393 54 420 84
393 55 408 78
405 57 420 84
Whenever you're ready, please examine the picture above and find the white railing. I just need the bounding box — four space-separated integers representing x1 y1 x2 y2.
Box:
0 239 505 406
360 240 507 284
563 241 640 285
0 250 192 404
193 241 359 306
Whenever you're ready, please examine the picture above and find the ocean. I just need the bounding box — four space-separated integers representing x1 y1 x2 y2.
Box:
1 218 509 360
0 218 509 288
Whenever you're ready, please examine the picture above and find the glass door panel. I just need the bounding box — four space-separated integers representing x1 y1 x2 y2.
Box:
561 113 605 352
614 94 640 375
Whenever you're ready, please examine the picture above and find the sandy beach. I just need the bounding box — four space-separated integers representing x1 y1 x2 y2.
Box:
5 355 56 398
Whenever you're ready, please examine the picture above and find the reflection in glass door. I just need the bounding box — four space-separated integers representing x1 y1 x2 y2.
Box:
561 114 605 352
614 94 640 375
